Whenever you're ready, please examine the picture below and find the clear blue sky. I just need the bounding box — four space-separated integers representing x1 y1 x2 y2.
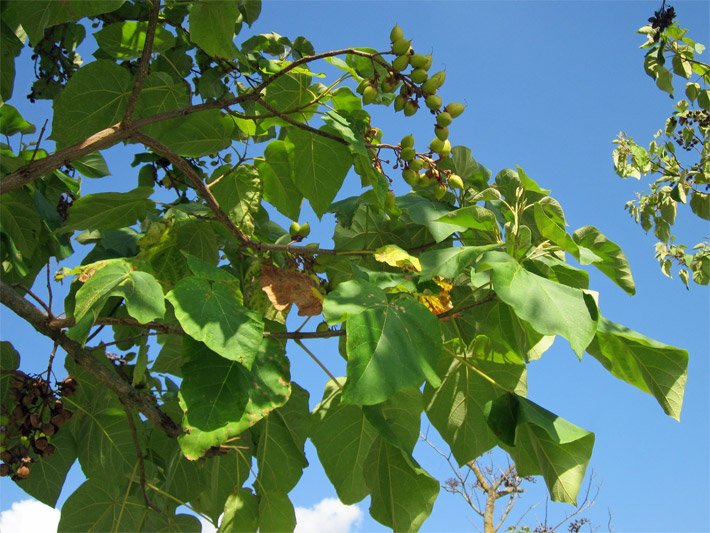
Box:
1 2 708 532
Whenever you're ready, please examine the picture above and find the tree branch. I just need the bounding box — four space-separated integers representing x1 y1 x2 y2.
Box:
0 280 181 438
122 0 161 124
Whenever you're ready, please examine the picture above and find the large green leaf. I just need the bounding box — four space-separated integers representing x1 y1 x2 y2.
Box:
572 226 636 294
532 201 578 254
0 189 42 257
136 71 189 118
72 151 110 178
58 478 150 533
436 205 498 233
481 251 599 356
364 438 439 531
0 23 22 103
419 245 500 280
210 165 262 235
486 394 594 504
189 0 240 58
119 270 166 323
220 488 259 532
63 187 155 232
179 336 290 459
72 260 132 323
398 194 467 243
311 379 378 504
143 110 234 157
95 21 176 59
167 276 264 367
180 340 251 430
263 71 314 113
258 140 302 221
344 289 442 405
3 0 124 45
322 279 387 325
586 318 687 420
287 128 353 217
424 339 526 465
252 383 309 493
258 490 296 533
0 341 20 407
51 60 131 148
0 104 35 136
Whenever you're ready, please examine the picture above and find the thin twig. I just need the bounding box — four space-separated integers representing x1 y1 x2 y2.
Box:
45 261 53 314
123 404 159 511
14 285 52 316
294 338 342 388
30 119 48 162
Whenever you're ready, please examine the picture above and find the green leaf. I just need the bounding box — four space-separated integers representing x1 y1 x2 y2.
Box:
72 151 110 178
119 270 166 323
698 89 710 111
448 146 491 190
15 429 77 507
0 104 35 136
0 341 20 405
689 191 710 220
672 54 692 78
0 23 23 104
253 383 309 493
655 66 674 95
419 245 500 280
398 194 467 243
179 336 290 459
258 140 302 221
58 478 150 533
322 279 387 325
3 0 125 45
287 128 353 217
362 388 423 453
72 260 132 323
221 488 259 532
210 165 262 235
258 490 296 533
424 340 526 465
52 60 131 148
344 291 442 405
311 379 378 503
136 71 189 119
436 205 498 233
63 187 154 232
481 251 599 357
533 202 578 254
365 438 439 531
586 318 688 420
143 110 234 157
189 0 240 58
572 226 636 295
166 276 264 367
486 394 594 504
95 21 175 59
0 190 42 257
180 340 251 430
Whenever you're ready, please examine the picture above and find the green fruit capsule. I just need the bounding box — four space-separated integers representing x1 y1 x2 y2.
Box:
401 134 415 148
409 158 423 171
400 147 416 161
392 38 411 56
362 85 378 104
421 70 446 93
403 100 418 116
448 174 464 190
402 168 419 185
434 183 447 200
420 54 433 70
297 222 311 238
430 137 445 153
385 190 396 210
316 321 330 333
425 94 442 110
440 139 452 157
392 54 409 72
409 53 429 69
410 68 428 83
289 221 301 236
445 102 465 118
434 125 449 141
394 95 406 112
436 111 452 127
390 25 404 42
381 77 397 92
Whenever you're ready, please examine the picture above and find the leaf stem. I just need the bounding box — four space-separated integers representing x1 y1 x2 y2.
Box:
294 338 343 389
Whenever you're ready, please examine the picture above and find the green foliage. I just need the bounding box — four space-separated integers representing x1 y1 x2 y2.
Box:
0 2 691 531
613 16 709 287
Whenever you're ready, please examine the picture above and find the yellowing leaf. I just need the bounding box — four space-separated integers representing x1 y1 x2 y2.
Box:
374 245 421 272
260 263 324 316
417 278 453 315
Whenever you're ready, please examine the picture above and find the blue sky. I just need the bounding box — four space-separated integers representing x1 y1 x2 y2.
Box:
1 1 709 532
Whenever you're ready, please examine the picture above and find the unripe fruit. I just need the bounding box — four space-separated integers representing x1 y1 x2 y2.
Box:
410 68 428 83
362 85 378 105
402 169 419 186
422 70 446 93
392 38 411 56
434 125 449 141
430 137 445 153
434 183 447 200
401 134 415 148
381 77 397 92
410 53 431 69
425 94 442 110
400 147 416 161
355 80 367 95
403 100 418 116
390 25 404 42
297 222 311 238
448 174 464 190
436 111 453 127
409 158 423 171
418 173 433 187
394 95 406 112
445 102 465 118
289 221 301 237
316 321 330 333
385 190 396 210
391 54 409 72
440 139 452 157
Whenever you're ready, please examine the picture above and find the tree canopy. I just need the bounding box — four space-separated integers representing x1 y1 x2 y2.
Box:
0 1 695 531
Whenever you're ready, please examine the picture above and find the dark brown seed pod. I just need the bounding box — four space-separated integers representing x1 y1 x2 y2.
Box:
0 464 10 476
0 451 12 463
34 438 49 451
41 445 56 458
51 414 65 427
42 423 56 436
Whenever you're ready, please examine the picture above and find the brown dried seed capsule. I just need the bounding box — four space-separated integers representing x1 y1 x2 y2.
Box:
41 445 56 458
34 438 49 451
15 465 30 478
12 405 26 419
29 413 41 428
62 410 73 421
0 464 10 476
51 414 65 427
42 423 56 436
0 451 12 463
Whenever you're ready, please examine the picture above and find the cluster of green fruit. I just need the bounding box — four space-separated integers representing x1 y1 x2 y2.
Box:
289 221 311 241
0 372 76 481
399 133 464 199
